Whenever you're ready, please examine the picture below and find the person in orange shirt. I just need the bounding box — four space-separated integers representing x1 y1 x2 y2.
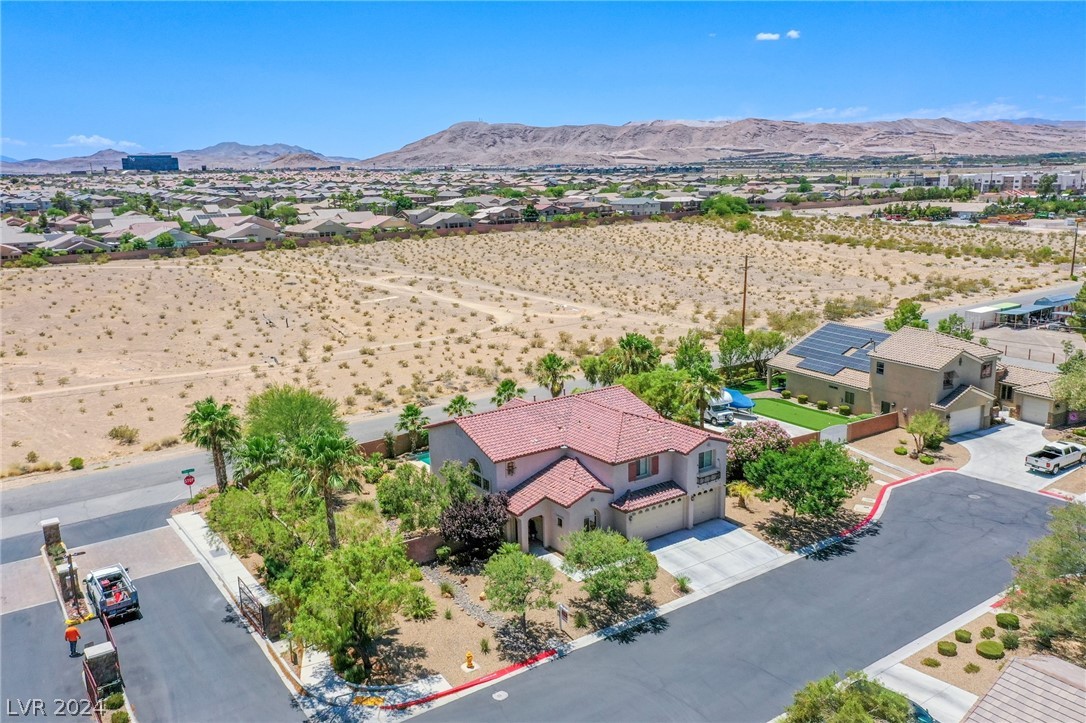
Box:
65 625 81 657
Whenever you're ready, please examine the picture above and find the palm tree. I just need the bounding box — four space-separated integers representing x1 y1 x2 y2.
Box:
230 434 282 489
395 404 430 452
442 394 476 418
579 356 602 387
683 363 724 429
491 379 526 408
614 333 661 376
292 431 362 549
181 397 242 493
533 353 575 397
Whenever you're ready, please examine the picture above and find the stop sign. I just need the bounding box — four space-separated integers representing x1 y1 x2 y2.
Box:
183 474 196 486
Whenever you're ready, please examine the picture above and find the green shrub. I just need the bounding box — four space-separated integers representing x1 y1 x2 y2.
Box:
976 640 1005 659
937 641 958 656
919 455 935 465
955 629 972 643
921 657 940 667
781 390 792 399
1000 631 1020 650
980 626 996 639
107 425 139 445
404 588 436 621
443 607 453 620
816 400 829 410
435 545 452 564
281 238 298 250
642 580 652 595
110 712 130 723
995 612 1019 630
964 663 981 674
439 581 455 598
104 693 125 710
797 394 809 405
1072 428 1086 438
894 446 909 456
480 637 490 655
69 457 84 470
838 404 851 416
676 576 691 594
574 610 588 628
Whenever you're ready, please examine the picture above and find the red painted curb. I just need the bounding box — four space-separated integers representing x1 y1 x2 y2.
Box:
380 649 558 710
1038 489 1074 501
837 467 956 539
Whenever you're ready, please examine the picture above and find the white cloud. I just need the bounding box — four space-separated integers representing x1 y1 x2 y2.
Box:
1 136 27 146
786 29 801 39
791 106 869 121
895 101 1035 122
54 134 141 150
755 32 780 41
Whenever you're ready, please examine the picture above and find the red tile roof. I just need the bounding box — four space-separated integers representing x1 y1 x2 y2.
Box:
506 457 612 515
610 481 686 512
439 386 714 464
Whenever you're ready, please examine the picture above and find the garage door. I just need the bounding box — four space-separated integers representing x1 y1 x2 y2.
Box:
1020 396 1050 426
692 488 720 525
948 407 983 436
629 499 685 541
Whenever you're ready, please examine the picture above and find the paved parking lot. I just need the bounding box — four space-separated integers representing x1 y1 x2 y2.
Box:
647 518 790 592
420 472 1060 723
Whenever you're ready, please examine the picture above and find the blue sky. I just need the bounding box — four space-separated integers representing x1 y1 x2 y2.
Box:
2 2 1084 160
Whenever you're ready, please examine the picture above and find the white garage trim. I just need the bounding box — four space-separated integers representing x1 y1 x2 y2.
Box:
1020 395 1051 426
948 407 983 436
627 499 686 541
692 487 721 525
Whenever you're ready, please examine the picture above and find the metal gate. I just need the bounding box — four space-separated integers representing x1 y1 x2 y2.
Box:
238 578 267 637
238 578 283 639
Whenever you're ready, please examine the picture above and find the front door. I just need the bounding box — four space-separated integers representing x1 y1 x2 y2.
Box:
880 401 892 414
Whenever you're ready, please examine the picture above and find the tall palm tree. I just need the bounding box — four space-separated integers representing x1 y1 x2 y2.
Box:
442 394 476 418
683 363 724 429
614 333 661 376
181 397 242 493
491 379 526 408
230 434 282 489
395 404 430 452
533 353 575 397
292 431 362 549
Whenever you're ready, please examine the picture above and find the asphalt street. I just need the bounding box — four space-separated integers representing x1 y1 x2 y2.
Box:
108 564 305 723
0 603 91 720
419 472 1060 723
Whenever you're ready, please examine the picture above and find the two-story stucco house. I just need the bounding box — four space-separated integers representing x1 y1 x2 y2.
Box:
770 322 1003 435
427 386 728 553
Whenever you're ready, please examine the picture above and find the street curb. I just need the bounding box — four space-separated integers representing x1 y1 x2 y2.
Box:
1038 488 1074 501
380 649 557 711
795 467 956 557
38 544 96 626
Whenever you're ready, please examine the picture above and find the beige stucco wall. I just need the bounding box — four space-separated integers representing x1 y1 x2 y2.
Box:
871 354 996 429
781 375 872 414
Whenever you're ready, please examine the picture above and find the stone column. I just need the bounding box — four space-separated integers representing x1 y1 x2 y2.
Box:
41 517 61 549
56 562 78 601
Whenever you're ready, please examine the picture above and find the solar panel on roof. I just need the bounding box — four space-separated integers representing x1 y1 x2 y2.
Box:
789 323 890 377
797 358 845 375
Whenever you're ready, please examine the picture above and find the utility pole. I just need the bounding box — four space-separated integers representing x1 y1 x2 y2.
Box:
738 252 747 330
1072 221 1080 280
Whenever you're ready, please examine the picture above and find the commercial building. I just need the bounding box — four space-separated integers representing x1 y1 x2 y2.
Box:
121 154 180 172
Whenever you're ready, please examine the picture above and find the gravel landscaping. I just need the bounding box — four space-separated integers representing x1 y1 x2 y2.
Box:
849 428 970 475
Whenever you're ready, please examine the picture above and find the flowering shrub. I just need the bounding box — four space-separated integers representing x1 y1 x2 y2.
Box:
722 420 792 480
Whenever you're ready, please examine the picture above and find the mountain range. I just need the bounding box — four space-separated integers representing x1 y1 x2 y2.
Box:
361 118 1086 167
0 143 352 175
2 118 1084 174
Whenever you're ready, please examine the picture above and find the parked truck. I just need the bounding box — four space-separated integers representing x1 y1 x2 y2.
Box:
1025 441 1086 474
84 564 139 620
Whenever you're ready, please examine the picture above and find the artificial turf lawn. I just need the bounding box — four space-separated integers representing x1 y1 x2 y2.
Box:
752 397 850 430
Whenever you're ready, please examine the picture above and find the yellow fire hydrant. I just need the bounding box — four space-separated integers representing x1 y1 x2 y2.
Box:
465 650 475 670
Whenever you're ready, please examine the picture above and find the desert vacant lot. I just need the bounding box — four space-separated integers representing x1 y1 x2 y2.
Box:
1 215 1076 470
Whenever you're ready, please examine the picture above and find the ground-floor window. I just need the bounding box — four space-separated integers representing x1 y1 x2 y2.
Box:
880 401 891 414
844 390 855 405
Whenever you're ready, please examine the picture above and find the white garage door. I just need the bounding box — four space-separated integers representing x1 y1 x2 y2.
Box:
948 407 983 436
629 500 685 541
692 488 720 525
1020 396 1050 426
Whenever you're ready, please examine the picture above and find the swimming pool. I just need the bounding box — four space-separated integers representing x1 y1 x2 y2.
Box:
413 451 431 465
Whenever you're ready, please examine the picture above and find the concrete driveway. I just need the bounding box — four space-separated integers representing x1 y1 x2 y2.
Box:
957 419 1054 492
419 472 1059 723
647 519 790 592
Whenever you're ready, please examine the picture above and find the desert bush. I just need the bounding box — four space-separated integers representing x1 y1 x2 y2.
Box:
964 663 980 674
107 425 139 445
574 610 588 628
404 587 436 621
816 400 828 410
919 455 935 465
797 394 808 405
676 576 691 594
439 581 454 598
781 390 792 399
69 457 84 470
995 612 1019 630
894 447 909 455
921 657 940 668
955 629 972 643
838 405 851 416
480 637 490 655
980 626 996 639
435 545 452 564
104 693 125 710
976 640 1005 659
937 641 957 656
1000 631 1020 650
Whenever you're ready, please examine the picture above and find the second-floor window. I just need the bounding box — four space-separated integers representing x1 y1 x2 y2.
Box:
981 362 993 378
875 362 885 375
943 371 954 390
629 455 658 481
698 450 715 471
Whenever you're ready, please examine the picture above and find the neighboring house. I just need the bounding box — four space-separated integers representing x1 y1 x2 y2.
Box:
657 196 702 212
471 206 522 225
347 215 415 232
962 655 1085 723
609 197 662 216
427 386 728 553
771 323 1001 435
37 234 109 253
54 214 92 232
401 208 437 226
998 365 1068 426
417 212 474 231
283 219 351 239
207 221 280 244
0 244 24 260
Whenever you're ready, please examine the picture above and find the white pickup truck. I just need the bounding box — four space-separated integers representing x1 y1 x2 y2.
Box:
1025 441 1086 474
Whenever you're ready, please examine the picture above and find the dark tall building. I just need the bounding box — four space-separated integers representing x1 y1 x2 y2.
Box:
121 154 179 172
